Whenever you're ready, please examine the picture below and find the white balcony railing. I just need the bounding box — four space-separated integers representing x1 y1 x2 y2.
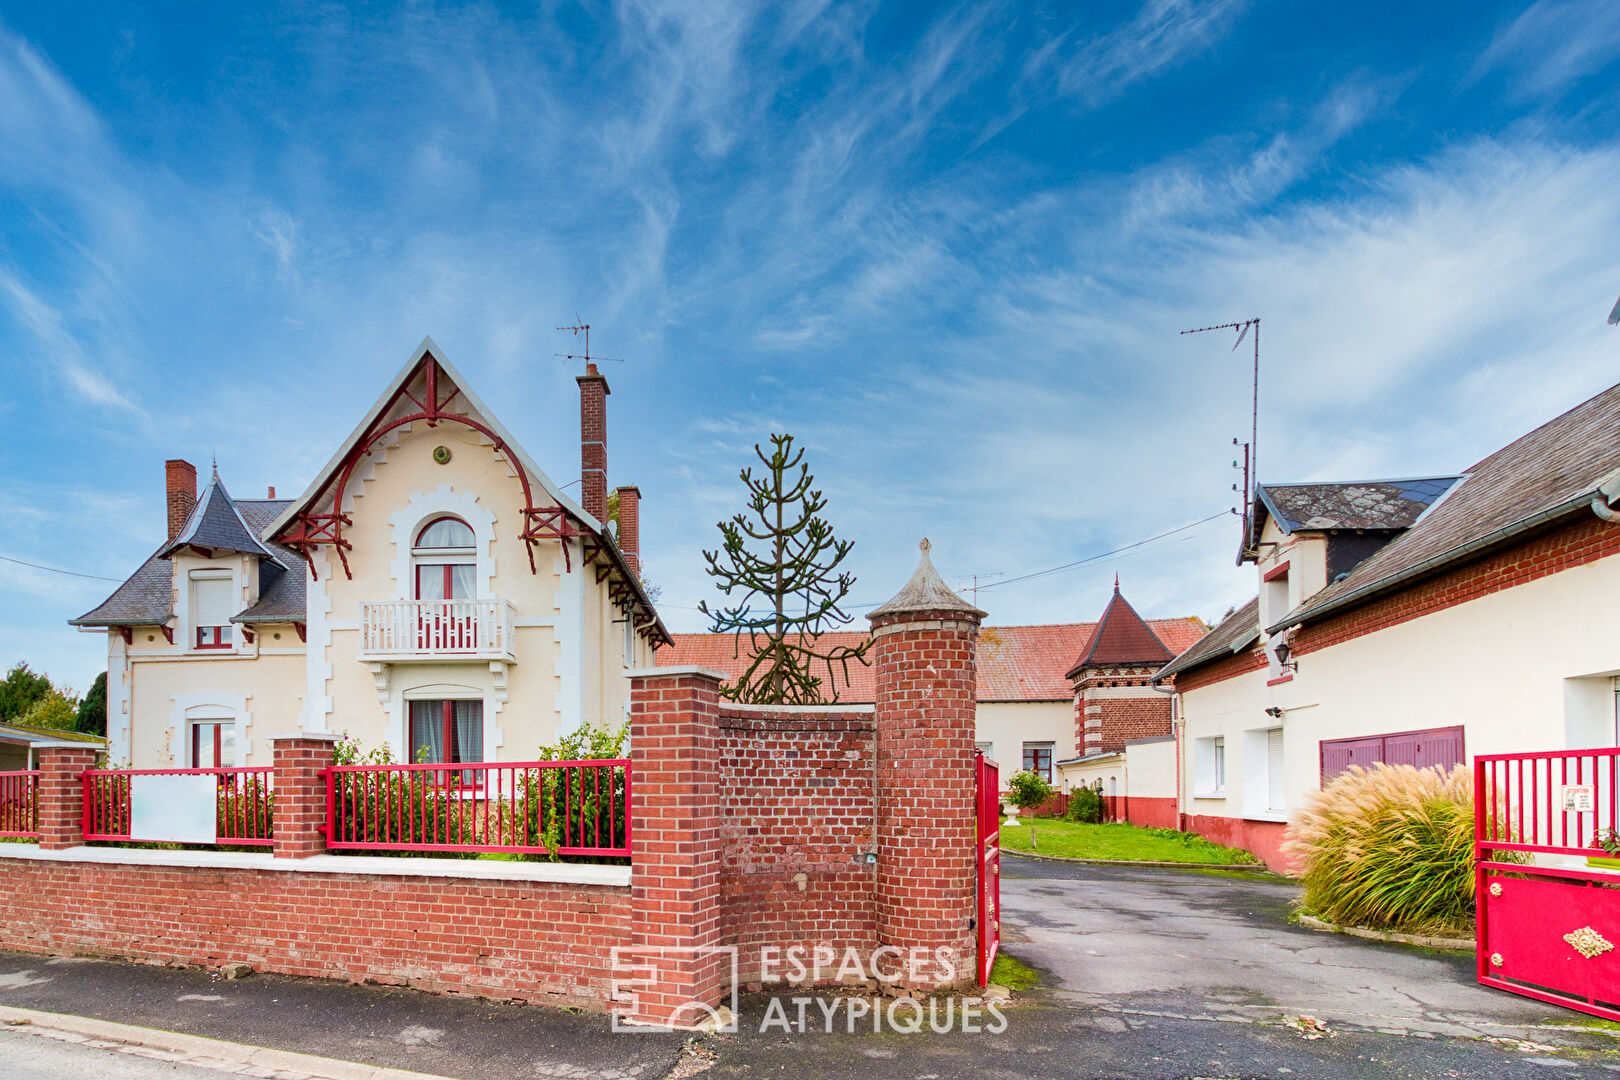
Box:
359 599 517 662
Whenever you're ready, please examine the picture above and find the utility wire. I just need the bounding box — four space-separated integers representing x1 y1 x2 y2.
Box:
971 510 1233 593
662 509 1235 614
0 552 122 582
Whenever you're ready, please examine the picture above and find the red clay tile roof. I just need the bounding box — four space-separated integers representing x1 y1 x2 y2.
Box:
658 618 1207 703
1065 586 1175 675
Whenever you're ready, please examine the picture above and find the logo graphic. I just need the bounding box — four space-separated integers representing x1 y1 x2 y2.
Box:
609 945 740 1033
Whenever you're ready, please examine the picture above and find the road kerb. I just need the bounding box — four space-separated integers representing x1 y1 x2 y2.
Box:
0 1004 458 1080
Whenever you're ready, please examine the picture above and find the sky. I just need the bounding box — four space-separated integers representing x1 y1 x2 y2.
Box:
1 0 1619 693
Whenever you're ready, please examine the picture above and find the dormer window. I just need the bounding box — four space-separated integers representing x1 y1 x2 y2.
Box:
190 569 234 650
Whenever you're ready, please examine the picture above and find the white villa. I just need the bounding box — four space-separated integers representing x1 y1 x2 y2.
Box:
71 339 666 768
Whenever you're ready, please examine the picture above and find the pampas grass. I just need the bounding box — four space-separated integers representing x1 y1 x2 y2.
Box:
1283 763 1476 935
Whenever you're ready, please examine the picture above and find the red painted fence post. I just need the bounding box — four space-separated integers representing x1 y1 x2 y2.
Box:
623 666 728 1028
271 733 338 859
36 745 98 851
868 540 986 994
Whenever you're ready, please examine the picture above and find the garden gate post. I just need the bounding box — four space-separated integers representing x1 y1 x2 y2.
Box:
270 733 338 859
35 745 98 851
624 666 729 1027
868 539 987 992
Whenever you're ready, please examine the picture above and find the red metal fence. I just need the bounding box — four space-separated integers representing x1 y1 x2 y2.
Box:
325 759 630 856
1476 748 1620 1022
0 771 38 838
82 768 274 846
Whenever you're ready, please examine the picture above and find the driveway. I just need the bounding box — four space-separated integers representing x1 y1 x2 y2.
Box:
1001 853 1610 1041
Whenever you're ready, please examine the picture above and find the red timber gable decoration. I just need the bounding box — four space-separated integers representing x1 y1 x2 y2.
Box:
268 338 668 647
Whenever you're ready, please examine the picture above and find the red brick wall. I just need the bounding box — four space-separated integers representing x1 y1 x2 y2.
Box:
0 860 629 1008
1075 667 1172 754
1292 514 1620 656
717 708 876 985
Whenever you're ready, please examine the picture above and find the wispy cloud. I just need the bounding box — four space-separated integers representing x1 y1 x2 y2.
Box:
1474 0 1620 98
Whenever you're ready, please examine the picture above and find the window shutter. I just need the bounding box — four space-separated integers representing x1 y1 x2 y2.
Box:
192 573 234 628
1267 728 1285 811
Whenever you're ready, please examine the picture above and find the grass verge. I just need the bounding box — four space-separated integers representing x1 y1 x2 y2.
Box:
989 952 1041 992
999 818 1260 864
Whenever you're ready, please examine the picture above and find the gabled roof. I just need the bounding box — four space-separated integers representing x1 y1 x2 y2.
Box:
660 618 1208 703
1064 581 1174 677
266 337 593 536
71 498 303 628
158 473 278 560
264 337 668 645
1254 476 1462 536
1275 380 1620 633
1153 596 1260 684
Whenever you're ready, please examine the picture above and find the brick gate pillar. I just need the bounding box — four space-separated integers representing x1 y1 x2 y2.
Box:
868 539 986 992
271 733 338 859
624 666 729 1028
36 745 99 850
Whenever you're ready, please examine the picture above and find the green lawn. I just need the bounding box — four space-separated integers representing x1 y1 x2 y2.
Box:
998 817 1261 865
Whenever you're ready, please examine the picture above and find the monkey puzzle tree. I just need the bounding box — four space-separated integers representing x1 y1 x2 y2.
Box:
699 433 870 704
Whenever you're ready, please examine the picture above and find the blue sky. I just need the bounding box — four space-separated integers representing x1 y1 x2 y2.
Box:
2 1 1619 692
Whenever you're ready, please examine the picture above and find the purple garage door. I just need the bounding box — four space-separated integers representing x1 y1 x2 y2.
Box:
1320 725 1465 783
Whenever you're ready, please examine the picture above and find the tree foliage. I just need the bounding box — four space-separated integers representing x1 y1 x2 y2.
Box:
77 671 108 737
1005 769 1054 851
0 662 52 724
699 433 869 704
20 687 79 731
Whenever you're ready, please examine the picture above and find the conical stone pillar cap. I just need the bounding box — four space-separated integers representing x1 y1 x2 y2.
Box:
867 539 987 623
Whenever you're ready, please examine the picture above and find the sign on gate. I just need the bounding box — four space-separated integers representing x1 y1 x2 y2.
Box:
1477 749 1620 1022
975 750 1000 987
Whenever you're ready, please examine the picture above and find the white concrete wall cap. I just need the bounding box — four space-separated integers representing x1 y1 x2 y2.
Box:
624 665 728 681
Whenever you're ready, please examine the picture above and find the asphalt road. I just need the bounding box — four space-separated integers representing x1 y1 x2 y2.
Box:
2 859 1618 1079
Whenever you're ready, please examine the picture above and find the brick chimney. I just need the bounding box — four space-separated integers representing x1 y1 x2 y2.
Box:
577 362 610 522
165 459 197 541
615 485 641 576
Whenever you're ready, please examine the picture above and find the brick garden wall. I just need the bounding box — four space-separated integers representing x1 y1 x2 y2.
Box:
716 707 877 984
0 859 628 1009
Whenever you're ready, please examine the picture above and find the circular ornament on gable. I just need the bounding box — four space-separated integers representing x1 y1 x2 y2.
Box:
432 445 452 465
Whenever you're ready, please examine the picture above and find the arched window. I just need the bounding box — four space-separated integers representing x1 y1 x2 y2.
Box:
413 516 476 601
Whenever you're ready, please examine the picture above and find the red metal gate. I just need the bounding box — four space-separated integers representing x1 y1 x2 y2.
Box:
975 750 1000 987
1476 748 1620 1021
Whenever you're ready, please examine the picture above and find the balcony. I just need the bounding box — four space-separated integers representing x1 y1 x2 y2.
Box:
359 599 517 663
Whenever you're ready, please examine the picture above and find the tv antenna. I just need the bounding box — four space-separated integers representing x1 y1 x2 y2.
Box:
1182 317 1260 562
555 321 625 367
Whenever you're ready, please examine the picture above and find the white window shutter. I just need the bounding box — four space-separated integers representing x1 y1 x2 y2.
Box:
192 573 234 628
1267 728 1286 812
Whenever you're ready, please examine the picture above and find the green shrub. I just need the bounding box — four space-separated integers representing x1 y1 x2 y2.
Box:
1064 787 1103 824
1283 763 1477 934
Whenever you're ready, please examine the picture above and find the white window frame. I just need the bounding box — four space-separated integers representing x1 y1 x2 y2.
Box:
1192 735 1226 798
188 568 237 653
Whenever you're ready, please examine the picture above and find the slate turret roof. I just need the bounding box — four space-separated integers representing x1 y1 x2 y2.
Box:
71 495 304 628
